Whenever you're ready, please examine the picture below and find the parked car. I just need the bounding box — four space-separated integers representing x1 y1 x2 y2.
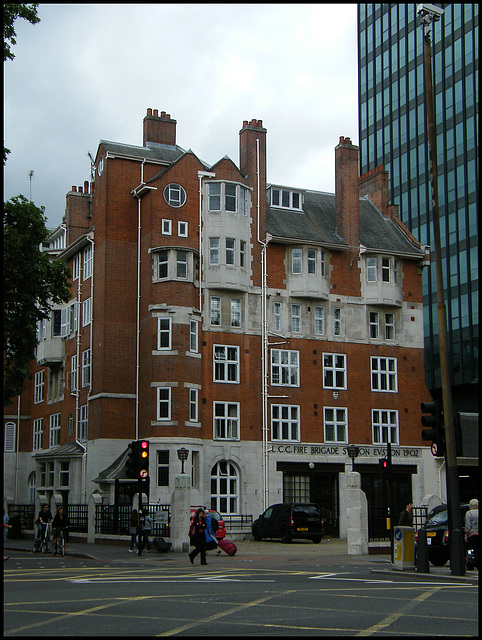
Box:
417 503 471 566
189 507 226 540
252 503 324 543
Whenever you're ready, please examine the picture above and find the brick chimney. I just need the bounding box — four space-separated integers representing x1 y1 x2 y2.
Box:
239 118 267 286
359 165 390 216
143 108 176 147
335 136 360 247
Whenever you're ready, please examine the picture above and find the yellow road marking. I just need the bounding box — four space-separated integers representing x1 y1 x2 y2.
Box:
155 590 297 636
355 586 443 636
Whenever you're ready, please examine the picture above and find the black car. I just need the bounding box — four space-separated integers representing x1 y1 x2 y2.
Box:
252 503 324 543
420 503 470 566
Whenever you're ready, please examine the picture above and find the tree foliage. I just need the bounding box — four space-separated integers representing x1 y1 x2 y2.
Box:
3 195 71 405
3 3 40 61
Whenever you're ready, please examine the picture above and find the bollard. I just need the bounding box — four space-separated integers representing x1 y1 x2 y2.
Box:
416 528 430 573
449 529 466 576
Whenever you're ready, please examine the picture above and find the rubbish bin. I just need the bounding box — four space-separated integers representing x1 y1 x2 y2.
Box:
393 526 415 570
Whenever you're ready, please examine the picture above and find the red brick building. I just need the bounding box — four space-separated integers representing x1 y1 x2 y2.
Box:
4 110 434 537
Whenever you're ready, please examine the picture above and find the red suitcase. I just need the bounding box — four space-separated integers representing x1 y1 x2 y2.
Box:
217 538 237 556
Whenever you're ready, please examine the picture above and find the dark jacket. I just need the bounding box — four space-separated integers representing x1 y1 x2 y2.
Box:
52 513 70 530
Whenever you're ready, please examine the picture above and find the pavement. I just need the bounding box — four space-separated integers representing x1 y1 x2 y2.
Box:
4 536 478 583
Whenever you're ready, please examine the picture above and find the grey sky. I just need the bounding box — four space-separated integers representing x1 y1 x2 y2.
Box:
4 4 358 230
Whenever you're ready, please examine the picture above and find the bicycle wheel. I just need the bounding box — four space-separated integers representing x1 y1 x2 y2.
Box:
41 540 48 554
60 533 65 557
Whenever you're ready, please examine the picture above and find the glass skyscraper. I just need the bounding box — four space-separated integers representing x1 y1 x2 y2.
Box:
358 4 478 410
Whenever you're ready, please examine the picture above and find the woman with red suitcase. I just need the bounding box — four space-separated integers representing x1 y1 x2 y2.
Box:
188 507 207 565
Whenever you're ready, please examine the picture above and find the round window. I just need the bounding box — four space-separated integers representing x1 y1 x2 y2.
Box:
164 183 186 208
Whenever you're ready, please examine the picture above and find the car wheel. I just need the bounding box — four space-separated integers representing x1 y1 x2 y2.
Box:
281 529 292 544
251 528 261 542
429 551 448 566
311 536 322 544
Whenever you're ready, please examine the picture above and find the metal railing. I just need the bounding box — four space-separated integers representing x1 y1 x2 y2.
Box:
222 514 253 528
8 503 253 538
368 505 429 541
95 504 171 536
412 505 428 530
6 504 88 534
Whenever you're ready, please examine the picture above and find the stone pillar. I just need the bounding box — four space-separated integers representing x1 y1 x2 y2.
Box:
170 474 192 553
346 471 368 555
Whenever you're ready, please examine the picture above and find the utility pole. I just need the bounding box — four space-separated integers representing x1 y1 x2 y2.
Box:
417 4 465 575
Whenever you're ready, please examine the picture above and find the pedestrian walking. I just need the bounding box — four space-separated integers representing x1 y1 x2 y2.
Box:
140 508 152 552
4 509 12 561
398 501 413 526
188 507 207 565
464 498 478 569
4 509 12 543
128 508 138 553
204 509 221 555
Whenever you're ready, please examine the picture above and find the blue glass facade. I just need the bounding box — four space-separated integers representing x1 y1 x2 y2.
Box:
358 4 478 404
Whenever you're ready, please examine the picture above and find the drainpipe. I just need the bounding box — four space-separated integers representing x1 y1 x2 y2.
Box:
84 235 94 503
130 161 158 441
136 193 141 441
74 249 82 441
255 138 270 511
197 171 216 312
15 395 20 503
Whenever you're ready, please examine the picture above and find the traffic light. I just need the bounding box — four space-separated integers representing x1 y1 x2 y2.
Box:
138 439 149 481
126 440 139 479
379 456 390 477
421 400 445 457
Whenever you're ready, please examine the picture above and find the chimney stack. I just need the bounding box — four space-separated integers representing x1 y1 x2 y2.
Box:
239 118 267 287
359 165 390 216
335 136 360 247
143 108 177 147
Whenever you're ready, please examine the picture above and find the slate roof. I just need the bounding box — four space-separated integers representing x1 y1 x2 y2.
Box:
100 140 186 165
267 189 424 258
33 441 85 459
94 448 129 482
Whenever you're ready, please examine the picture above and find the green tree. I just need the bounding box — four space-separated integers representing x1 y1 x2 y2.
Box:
3 3 40 61
3 3 40 163
3 195 71 405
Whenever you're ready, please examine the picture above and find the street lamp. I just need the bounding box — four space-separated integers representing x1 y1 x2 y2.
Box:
346 445 359 471
177 447 189 475
417 3 465 576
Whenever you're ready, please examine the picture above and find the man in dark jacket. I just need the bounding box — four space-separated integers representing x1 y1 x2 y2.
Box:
398 501 413 526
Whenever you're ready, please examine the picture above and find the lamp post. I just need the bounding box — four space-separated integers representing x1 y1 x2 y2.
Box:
177 447 189 475
417 3 465 575
346 445 359 471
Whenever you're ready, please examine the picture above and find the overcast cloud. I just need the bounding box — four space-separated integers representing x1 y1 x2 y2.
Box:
4 3 358 229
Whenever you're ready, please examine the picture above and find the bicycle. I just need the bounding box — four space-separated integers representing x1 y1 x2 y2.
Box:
53 528 66 557
33 521 52 554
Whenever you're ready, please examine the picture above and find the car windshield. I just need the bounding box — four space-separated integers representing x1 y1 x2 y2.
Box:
426 509 448 527
425 505 469 528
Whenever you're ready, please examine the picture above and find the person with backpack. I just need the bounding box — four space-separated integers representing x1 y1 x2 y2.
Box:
204 509 221 555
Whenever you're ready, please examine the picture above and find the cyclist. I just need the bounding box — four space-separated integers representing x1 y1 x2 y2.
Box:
52 506 70 555
35 504 53 547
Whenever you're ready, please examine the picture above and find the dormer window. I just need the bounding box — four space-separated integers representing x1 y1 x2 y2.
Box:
270 187 302 210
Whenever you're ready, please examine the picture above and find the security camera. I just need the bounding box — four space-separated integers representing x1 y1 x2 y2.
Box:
417 4 444 21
